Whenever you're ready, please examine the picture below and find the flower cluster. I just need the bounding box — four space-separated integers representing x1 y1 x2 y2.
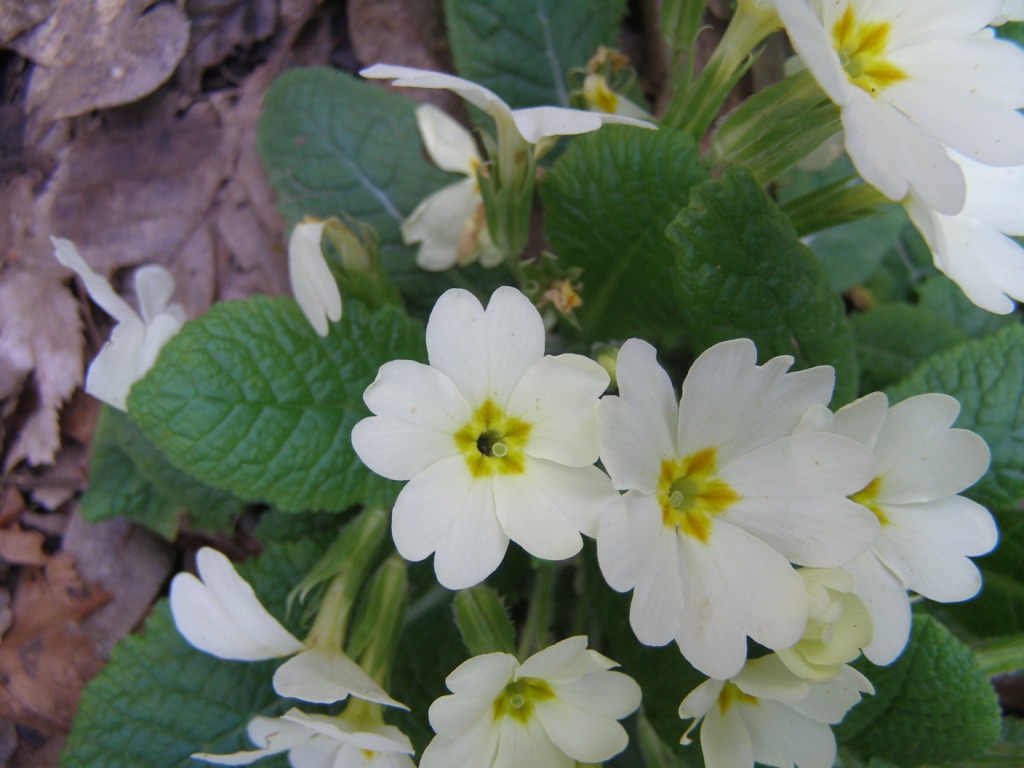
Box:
769 0 1024 312
352 285 996 768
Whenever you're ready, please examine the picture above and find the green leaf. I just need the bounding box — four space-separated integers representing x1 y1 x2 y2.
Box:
917 275 1018 340
805 208 906 293
128 298 425 513
836 615 1001 766
81 407 243 538
885 324 1024 512
541 124 708 343
256 67 466 310
61 539 326 768
851 304 968 393
668 167 858 404
444 0 625 109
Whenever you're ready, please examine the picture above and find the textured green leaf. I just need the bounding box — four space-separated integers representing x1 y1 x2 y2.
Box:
668 167 858 404
885 324 1024 512
852 304 968 393
129 298 425 513
81 407 243 538
256 67 468 310
917 275 1018 340
805 208 906 293
62 539 326 768
542 125 707 342
445 0 625 109
836 615 1001 766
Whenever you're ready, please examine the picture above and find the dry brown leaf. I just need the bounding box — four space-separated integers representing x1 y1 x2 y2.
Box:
178 0 279 93
0 269 83 470
62 513 173 655
0 0 58 44
0 527 49 566
16 0 189 123
0 554 109 734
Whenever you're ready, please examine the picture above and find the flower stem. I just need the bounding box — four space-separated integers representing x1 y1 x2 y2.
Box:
517 561 555 660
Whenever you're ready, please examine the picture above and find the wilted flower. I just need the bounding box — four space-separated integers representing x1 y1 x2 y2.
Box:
52 236 185 411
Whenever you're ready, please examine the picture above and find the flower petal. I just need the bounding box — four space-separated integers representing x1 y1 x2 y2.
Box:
599 338 678 494
874 394 990 502
134 264 181 325
361 64 509 122
390 455 508 589
494 460 617 557
596 490 662 594
516 636 592 681
51 236 138 324
401 179 481 271
873 495 996 602
420 715 499 768
288 221 342 337
192 716 314 765
677 339 834 465
282 709 415 754
509 106 654 143
534 698 630 763
507 354 608 466
700 705 755 768
845 550 912 665
272 648 406 708
741 699 837 768
675 522 808 679
415 103 481 175
550 670 643 720
425 287 545 408
169 548 304 661
353 360 469 480
719 433 879 567
493 716 570 768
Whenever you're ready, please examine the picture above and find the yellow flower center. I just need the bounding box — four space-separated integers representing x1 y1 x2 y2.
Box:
658 448 739 543
492 677 555 724
831 5 906 94
454 399 531 478
717 681 757 715
850 476 887 525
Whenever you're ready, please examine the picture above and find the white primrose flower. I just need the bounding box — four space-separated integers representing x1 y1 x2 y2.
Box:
597 338 879 679
581 74 651 120
797 392 997 665
288 220 343 337
170 547 404 709
52 236 186 411
772 0 1024 215
419 636 641 768
776 568 872 682
402 104 500 271
360 63 654 147
679 653 873 768
351 286 618 590
193 708 415 768
905 152 1024 314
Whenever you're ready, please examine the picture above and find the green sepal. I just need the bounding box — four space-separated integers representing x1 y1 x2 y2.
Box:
127 298 425 514
453 585 518 657
711 69 841 185
347 555 409 686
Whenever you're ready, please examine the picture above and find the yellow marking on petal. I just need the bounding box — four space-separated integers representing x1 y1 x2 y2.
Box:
492 678 555 724
659 448 739 543
717 682 757 715
454 399 531 478
831 5 906 94
583 74 620 114
850 476 888 525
